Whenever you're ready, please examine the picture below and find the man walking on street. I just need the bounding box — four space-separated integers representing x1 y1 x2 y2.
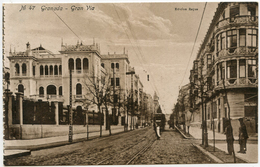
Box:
238 118 248 154
225 119 234 155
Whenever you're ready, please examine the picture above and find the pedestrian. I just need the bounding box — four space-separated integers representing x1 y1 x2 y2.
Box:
238 118 248 154
224 119 234 155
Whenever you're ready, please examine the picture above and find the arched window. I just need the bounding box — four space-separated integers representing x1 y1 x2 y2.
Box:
22 63 27 76
116 63 119 70
68 58 74 71
59 86 62 95
33 66 35 76
111 63 114 69
18 84 24 94
47 85 56 95
76 58 81 71
59 65 62 75
54 65 58 75
83 58 89 72
76 83 82 95
15 63 20 76
40 65 44 75
39 87 44 97
50 65 53 75
45 65 48 75
101 63 105 68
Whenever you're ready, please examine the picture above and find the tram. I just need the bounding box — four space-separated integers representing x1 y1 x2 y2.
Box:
153 113 166 131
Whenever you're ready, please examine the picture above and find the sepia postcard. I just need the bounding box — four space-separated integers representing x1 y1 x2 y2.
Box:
2 1 258 166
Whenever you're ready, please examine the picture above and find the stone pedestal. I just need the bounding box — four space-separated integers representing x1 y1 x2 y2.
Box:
53 101 59 125
15 92 24 125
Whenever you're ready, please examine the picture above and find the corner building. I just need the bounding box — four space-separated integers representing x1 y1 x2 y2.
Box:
189 2 258 136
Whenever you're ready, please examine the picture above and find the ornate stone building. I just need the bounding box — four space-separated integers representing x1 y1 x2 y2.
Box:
189 2 258 136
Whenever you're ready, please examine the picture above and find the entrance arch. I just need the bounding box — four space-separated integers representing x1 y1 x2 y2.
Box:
47 85 56 95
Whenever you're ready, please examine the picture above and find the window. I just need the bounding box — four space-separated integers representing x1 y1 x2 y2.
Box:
111 63 114 69
216 34 220 56
15 63 20 76
101 63 104 68
76 84 82 95
59 65 62 75
40 65 43 75
207 54 212 69
116 78 120 86
248 6 256 16
247 29 257 52
111 78 114 86
248 59 256 78
33 66 35 76
221 32 226 50
50 65 53 75
59 86 62 95
114 94 118 103
221 62 225 80
76 58 81 71
239 29 246 46
227 30 237 53
18 84 24 93
230 6 239 22
116 63 119 70
47 85 56 95
193 61 198 73
227 60 237 80
217 62 225 82
83 58 89 71
39 87 44 97
22 63 27 76
68 58 74 71
45 65 48 75
54 65 58 75
239 59 246 78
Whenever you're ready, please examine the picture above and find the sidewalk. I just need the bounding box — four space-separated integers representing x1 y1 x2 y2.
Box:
188 126 258 163
4 126 126 158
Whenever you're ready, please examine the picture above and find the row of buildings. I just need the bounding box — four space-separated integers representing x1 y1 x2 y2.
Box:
173 2 258 136
5 39 160 135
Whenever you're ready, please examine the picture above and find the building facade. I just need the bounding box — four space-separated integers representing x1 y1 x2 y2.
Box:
7 41 149 128
189 2 258 136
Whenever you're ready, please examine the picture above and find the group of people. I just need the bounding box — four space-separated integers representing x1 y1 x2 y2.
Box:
225 118 249 155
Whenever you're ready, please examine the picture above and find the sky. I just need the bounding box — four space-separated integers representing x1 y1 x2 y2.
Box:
3 2 219 114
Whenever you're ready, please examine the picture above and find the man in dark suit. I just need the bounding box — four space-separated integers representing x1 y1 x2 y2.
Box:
225 119 234 155
238 118 249 154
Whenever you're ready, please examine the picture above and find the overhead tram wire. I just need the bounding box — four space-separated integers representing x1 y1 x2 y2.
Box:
113 4 161 97
179 2 207 88
52 10 82 41
125 21 161 98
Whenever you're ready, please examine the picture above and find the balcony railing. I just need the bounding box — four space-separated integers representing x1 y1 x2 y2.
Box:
216 15 258 30
215 78 257 89
29 94 64 101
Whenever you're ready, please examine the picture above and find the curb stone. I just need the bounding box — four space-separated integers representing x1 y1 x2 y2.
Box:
192 143 223 163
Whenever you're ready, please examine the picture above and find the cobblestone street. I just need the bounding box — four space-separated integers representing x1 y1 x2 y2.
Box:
5 127 213 165
131 128 212 164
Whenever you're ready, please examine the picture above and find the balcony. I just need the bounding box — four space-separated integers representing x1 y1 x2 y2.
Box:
216 46 257 60
215 78 257 90
216 15 258 31
29 94 64 102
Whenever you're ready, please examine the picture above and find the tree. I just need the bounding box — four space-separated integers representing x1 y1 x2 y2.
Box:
79 66 112 136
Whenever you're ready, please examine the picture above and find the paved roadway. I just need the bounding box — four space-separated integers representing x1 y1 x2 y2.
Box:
4 127 213 165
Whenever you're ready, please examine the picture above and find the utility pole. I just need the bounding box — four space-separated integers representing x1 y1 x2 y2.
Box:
126 71 135 130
